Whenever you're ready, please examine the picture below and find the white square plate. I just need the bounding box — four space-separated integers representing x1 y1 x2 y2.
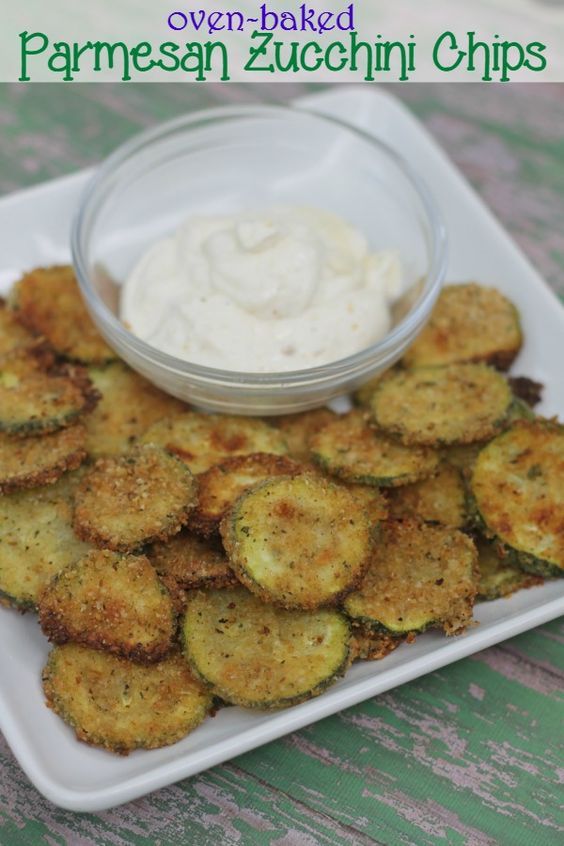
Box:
0 87 563 812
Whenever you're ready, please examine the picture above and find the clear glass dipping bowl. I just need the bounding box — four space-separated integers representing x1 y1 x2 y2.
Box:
71 104 447 415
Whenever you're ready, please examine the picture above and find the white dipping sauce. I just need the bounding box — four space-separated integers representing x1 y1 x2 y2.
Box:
121 206 402 373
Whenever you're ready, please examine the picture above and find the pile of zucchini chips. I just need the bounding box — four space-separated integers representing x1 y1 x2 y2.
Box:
0 269 562 755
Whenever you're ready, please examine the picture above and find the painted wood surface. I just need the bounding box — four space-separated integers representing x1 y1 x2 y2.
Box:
0 82 562 845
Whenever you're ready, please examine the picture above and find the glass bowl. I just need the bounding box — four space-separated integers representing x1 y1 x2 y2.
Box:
71 104 447 415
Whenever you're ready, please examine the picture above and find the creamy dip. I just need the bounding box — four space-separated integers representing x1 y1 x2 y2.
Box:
121 206 401 373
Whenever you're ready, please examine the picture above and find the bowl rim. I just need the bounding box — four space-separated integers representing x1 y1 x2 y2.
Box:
71 102 448 387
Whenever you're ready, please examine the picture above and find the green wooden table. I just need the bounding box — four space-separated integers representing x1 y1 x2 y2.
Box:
0 82 562 846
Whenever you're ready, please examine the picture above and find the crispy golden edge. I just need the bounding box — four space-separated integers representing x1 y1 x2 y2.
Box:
73 445 198 552
403 283 523 370
310 410 440 487
221 475 374 610
38 550 176 663
350 626 403 662
344 520 478 636
0 349 100 437
370 364 513 447
189 453 304 536
42 644 212 754
10 265 115 364
182 587 352 709
0 424 87 494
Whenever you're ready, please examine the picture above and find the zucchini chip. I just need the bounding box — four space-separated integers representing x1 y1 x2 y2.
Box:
0 298 36 355
221 474 372 609
85 362 186 458
403 283 522 370
10 265 115 364
309 411 440 487
344 520 477 636
471 420 564 577
149 533 237 612
73 444 197 552
141 412 288 475
43 645 212 754
0 424 86 494
39 550 175 662
0 349 99 437
182 587 350 709
477 538 543 601
370 364 513 446
0 472 92 610
387 462 467 528
350 627 402 662
190 453 302 536
271 409 337 462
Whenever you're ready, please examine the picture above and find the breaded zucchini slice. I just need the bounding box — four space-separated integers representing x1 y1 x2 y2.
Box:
149 533 237 612
190 453 302 536
10 265 115 364
0 423 86 493
350 627 402 662
0 472 92 610
221 474 372 609
0 298 36 355
0 349 99 436
403 283 522 370
140 412 288 475
85 362 186 458
43 645 212 754
344 520 477 636
39 550 175 662
370 364 513 447
387 462 467 528
476 538 543 601
470 420 564 577
73 444 197 552
309 411 440 487
271 409 337 462
182 587 350 709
